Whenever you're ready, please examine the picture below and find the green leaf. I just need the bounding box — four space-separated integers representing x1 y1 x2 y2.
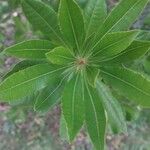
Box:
21 0 65 45
90 30 139 61
46 46 75 65
96 80 127 133
59 114 69 141
104 40 150 64
9 93 36 108
0 63 64 101
3 60 42 79
84 82 106 150
123 105 139 121
59 0 85 52
137 30 150 40
82 33 95 55
5 40 54 59
84 0 107 37
100 66 150 108
95 0 149 40
86 67 99 87
62 73 84 141
143 56 150 74
34 78 65 112
76 0 88 9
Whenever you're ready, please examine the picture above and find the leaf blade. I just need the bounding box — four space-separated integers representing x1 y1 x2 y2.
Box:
100 66 150 108
59 114 69 141
91 30 139 61
62 73 84 141
96 0 149 39
96 80 127 133
84 82 106 150
59 0 85 52
46 46 74 65
104 40 150 64
22 0 65 45
84 0 107 37
0 63 64 101
86 66 99 87
3 60 42 79
91 0 149 53
5 40 54 59
34 79 64 112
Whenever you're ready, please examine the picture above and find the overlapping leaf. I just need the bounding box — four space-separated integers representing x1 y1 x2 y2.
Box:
0 0 150 149
3 60 42 79
5 40 54 59
137 30 150 40
9 93 36 108
86 67 99 87
104 40 150 64
94 0 149 41
96 80 127 133
22 0 65 45
100 66 150 108
84 0 107 37
34 79 64 112
90 30 139 61
46 46 75 65
0 63 64 101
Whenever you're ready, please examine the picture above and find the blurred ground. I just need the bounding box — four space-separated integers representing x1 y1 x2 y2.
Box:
0 0 150 150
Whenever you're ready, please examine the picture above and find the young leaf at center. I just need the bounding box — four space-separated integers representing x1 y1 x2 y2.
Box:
46 46 75 65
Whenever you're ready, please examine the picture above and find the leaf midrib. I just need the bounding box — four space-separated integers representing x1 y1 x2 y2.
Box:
36 77 65 110
71 74 79 132
105 0 142 32
85 83 100 142
93 32 136 57
86 0 99 36
65 0 80 52
100 68 150 97
0 66 65 93
24 0 66 46
50 54 74 60
97 81 126 130
92 0 143 51
94 44 150 63
8 49 50 52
